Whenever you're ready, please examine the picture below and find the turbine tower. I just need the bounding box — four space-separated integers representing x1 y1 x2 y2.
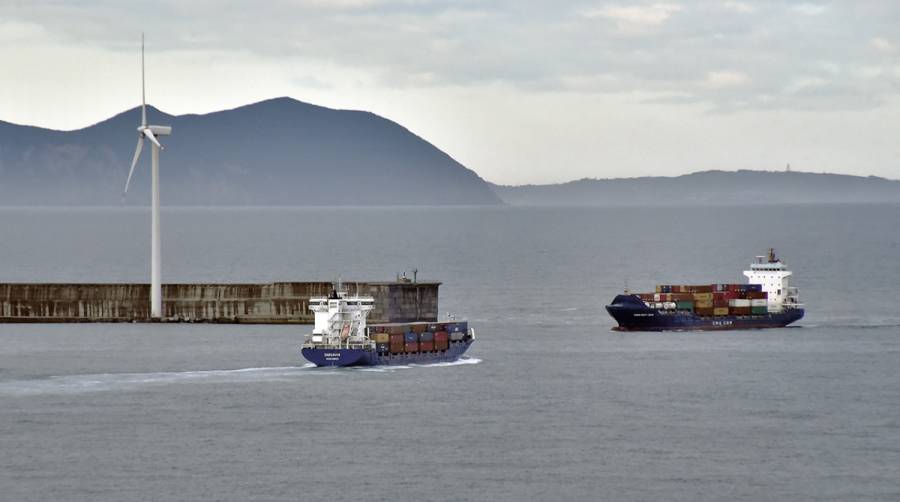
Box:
123 34 171 319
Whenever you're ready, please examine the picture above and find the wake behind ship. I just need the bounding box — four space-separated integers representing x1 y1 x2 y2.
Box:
606 249 804 331
301 286 474 367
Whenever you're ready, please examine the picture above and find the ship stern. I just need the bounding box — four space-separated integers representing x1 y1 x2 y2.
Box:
301 347 372 367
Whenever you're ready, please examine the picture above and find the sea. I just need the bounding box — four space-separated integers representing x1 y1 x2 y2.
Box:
1 205 899 501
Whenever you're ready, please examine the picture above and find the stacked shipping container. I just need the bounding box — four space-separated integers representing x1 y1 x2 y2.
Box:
638 284 767 316
371 321 467 354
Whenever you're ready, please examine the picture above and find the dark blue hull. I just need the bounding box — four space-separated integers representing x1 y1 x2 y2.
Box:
606 294 804 331
302 340 474 367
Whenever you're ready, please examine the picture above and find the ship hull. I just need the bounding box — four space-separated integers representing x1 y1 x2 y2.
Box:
606 294 804 332
302 340 474 367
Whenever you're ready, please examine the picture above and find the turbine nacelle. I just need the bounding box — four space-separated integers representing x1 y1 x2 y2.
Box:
137 124 172 151
125 124 172 194
138 125 172 137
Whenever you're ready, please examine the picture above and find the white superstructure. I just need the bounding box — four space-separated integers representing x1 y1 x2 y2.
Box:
304 285 375 349
743 249 802 313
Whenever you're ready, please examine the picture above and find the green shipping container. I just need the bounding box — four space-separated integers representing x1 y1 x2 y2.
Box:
675 301 694 310
751 306 768 315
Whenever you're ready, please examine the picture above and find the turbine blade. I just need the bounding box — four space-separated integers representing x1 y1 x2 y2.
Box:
143 128 163 150
123 137 144 196
141 33 146 127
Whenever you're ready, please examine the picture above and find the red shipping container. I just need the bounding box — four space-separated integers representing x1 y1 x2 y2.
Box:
405 342 419 352
434 332 449 350
389 334 404 345
419 341 434 351
390 342 405 354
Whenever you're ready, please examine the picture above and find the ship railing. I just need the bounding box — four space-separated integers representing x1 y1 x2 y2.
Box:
302 341 373 350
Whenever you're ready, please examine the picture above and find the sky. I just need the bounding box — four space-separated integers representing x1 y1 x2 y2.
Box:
1 0 899 185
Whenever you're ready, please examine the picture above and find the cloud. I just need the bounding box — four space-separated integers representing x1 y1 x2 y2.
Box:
871 37 895 53
784 76 827 94
582 3 683 31
792 3 827 16
294 0 381 7
0 19 48 42
2 0 900 116
704 70 749 88
722 1 755 14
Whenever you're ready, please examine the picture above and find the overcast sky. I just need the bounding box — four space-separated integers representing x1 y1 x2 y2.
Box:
2 1 898 184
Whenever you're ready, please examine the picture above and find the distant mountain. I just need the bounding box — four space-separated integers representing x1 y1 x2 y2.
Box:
491 170 900 206
0 97 501 206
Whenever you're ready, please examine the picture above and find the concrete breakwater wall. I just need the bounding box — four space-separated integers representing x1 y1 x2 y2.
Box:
0 281 439 324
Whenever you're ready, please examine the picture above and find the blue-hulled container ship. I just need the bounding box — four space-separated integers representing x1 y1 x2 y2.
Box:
301 286 474 367
606 249 804 331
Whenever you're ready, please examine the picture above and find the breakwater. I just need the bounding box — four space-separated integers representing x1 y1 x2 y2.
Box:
0 281 439 324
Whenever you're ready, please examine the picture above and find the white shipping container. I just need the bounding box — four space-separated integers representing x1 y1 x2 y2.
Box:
729 299 751 307
750 299 768 307
653 293 661 302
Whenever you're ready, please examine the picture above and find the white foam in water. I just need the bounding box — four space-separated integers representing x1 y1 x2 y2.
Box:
1 359 481 396
0 366 327 397
409 357 482 368
355 366 412 373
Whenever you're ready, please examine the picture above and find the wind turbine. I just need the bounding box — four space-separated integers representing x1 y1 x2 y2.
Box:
123 34 172 319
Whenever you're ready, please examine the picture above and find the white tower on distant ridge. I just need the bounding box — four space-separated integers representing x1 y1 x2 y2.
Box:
122 34 172 319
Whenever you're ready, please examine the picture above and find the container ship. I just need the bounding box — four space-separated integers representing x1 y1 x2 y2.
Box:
301 285 475 367
606 249 804 331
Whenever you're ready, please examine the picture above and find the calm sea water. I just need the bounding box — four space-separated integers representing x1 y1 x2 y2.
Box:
1 205 899 501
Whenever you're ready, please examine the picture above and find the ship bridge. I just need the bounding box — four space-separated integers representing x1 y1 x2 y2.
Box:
308 286 375 348
742 248 801 312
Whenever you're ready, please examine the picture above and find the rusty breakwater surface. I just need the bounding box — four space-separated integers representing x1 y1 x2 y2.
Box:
0 281 439 324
